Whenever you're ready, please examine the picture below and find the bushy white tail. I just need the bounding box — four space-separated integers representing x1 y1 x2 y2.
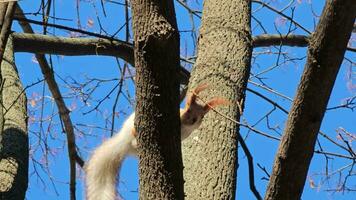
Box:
84 83 229 199
85 114 136 200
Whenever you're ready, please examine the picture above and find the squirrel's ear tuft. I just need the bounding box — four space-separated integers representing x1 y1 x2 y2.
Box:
193 83 209 94
203 98 230 112
186 83 209 106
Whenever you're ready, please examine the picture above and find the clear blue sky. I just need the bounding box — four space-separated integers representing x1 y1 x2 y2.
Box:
12 0 355 199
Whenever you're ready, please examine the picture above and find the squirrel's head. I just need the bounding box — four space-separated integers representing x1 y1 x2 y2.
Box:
181 83 229 127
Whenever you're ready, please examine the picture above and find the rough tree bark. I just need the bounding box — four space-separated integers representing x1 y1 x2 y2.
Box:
131 0 183 199
0 35 28 200
265 1 356 200
0 1 16 146
182 0 252 199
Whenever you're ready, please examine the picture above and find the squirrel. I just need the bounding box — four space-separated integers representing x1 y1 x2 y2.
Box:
85 84 228 200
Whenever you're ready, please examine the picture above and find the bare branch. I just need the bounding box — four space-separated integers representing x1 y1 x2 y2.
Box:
253 34 308 47
252 0 311 34
237 130 263 200
15 5 84 200
12 32 134 65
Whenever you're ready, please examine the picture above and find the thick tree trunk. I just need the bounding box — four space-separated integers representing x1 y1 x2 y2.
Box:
131 0 183 199
265 1 356 200
0 35 28 200
182 0 252 199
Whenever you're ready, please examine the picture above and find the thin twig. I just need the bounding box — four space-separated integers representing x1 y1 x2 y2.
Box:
16 5 84 200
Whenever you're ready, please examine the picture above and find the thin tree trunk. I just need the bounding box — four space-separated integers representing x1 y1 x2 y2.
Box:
0 1 16 145
265 1 356 200
0 35 28 200
131 0 183 199
182 0 252 199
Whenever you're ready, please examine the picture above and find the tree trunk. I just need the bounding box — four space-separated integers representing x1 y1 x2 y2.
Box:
182 0 252 199
0 35 28 200
265 1 356 200
0 2 16 63
131 0 183 199
0 1 17 148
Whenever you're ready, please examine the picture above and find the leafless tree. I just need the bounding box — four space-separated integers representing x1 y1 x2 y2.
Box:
0 0 354 199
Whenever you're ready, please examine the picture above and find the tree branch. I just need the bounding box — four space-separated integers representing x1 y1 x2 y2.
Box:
252 0 311 34
12 32 134 65
15 5 83 200
13 33 313 61
253 34 308 48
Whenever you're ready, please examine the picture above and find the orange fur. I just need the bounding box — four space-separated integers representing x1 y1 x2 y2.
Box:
204 97 231 111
